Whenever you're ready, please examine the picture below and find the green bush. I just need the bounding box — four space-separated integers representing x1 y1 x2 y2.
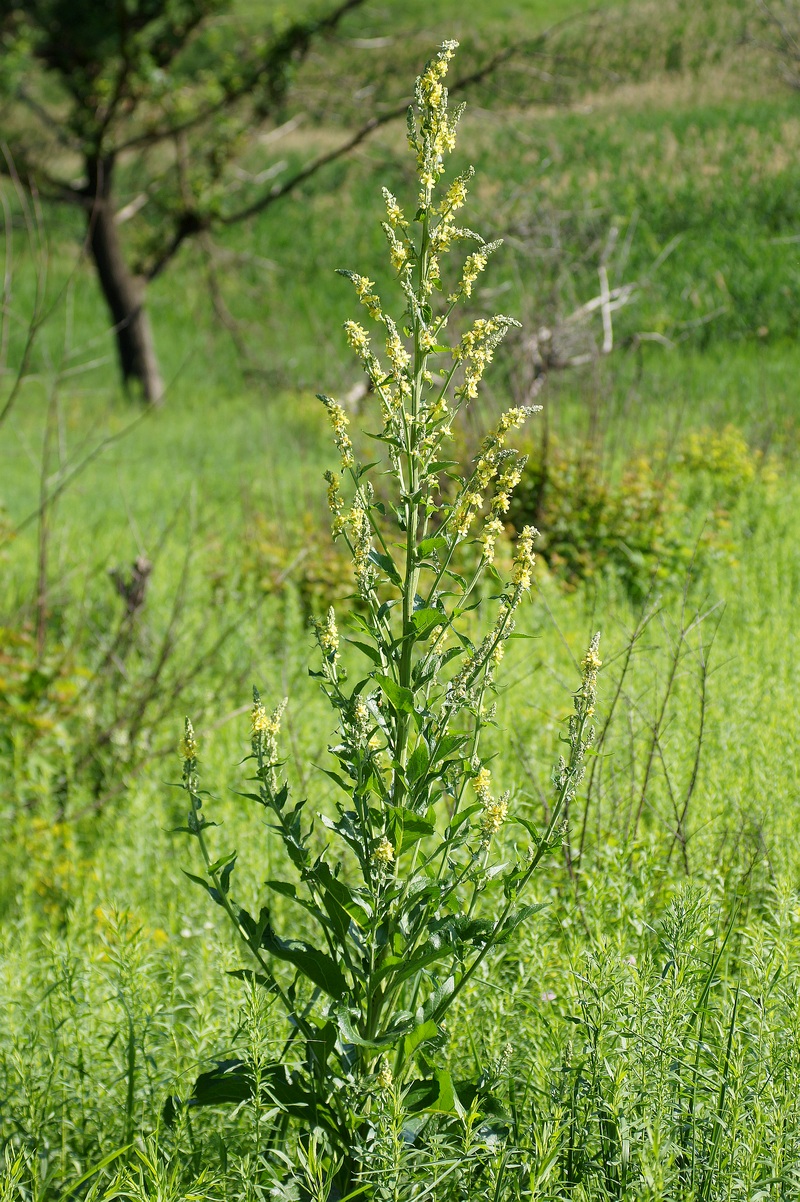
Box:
509 425 779 600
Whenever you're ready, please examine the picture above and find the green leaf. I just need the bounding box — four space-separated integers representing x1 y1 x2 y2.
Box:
335 1005 415 1049
54 1146 132 1202
320 767 353 795
375 944 452 987
411 608 446 638
189 1058 251 1107
369 548 401 583
315 862 371 933
407 741 430 783
401 814 435 854
346 639 383 666
417 535 449 557
495 903 548 944
402 1019 439 1061
261 926 349 999
405 1069 457 1115
227 969 274 989
374 673 415 715
182 870 222 906
432 733 469 763
182 1059 342 1137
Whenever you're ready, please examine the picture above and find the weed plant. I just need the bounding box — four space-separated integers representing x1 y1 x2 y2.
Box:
175 42 601 1195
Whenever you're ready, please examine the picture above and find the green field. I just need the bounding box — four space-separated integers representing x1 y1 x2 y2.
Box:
2 1 800 1198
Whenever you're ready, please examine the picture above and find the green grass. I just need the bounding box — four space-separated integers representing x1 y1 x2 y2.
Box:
3 0 800 1197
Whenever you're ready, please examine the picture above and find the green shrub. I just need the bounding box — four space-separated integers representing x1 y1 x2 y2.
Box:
509 425 779 600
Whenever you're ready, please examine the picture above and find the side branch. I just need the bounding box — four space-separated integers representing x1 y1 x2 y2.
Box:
115 0 369 156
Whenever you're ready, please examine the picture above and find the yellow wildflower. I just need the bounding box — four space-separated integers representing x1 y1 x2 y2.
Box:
319 394 354 470
373 836 395 868
512 526 537 591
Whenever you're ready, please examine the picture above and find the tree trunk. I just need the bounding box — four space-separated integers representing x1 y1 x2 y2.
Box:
85 156 164 405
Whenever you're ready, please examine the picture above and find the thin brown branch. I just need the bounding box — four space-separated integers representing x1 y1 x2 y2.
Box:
218 46 517 229
115 0 369 155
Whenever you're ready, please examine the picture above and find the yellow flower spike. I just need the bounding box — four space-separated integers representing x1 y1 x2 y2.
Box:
582 642 603 674
480 515 505 563
180 718 197 762
512 526 538 591
316 607 340 662
372 836 395 869
319 394 355 470
251 700 269 734
460 250 488 298
480 791 509 844
344 320 371 357
382 187 408 229
376 1060 394 1090
472 765 492 802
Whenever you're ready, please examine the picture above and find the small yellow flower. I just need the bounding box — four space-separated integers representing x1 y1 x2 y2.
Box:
440 176 469 214
480 792 509 842
479 515 504 562
376 1060 394 1090
344 320 371 357
320 395 354 470
472 766 492 802
373 836 395 868
251 701 269 734
582 646 603 673
512 526 537 591
385 321 411 375
316 607 340 662
382 187 408 229
460 250 488 298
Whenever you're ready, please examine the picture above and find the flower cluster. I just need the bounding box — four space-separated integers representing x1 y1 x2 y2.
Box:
325 469 346 536
493 454 527 515
313 606 340 666
472 766 509 843
344 320 371 358
553 633 602 809
180 718 197 763
411 40 461 205
481 792 509 844
479 514 505 563
456 313 519 400
579 634 602 720
352 275 382 320
350 693 372 744
381 187 408 230
512 525 538 591
319 395 354 470
372 835 395 870
251 690 287 789
375 1060 394 1091
383 222 410 274
384 315 411 376
180 718 199 793
349 504 377 597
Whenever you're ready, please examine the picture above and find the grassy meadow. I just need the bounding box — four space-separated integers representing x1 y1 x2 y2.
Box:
2 0 800 1198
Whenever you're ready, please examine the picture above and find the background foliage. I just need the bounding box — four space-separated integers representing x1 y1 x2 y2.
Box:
2 0 800 1198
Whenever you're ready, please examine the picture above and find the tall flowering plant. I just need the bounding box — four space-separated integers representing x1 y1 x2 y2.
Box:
174 41 600 1189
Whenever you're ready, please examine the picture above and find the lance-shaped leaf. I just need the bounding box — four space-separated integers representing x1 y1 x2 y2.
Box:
260 922 349 999
374 673 416 715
